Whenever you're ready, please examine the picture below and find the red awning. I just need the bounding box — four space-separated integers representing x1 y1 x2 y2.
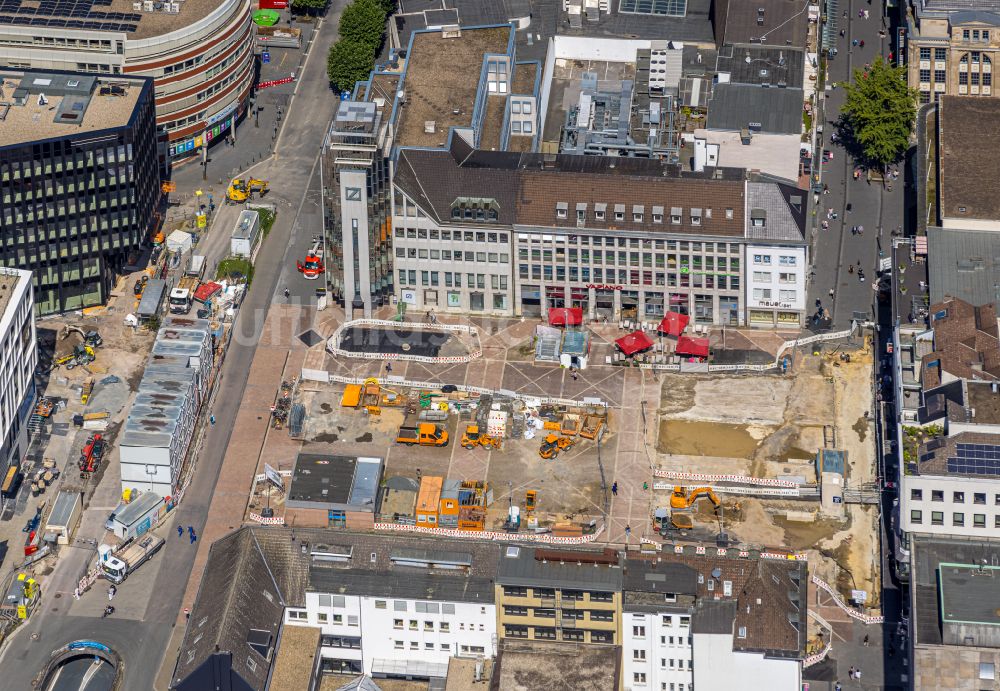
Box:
657 311 690 337
675 336 710 358
549 307 583 327
615 330 655 356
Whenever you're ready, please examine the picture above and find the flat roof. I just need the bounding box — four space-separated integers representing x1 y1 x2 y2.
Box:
927 226 1000 313
0 70 146 148
491 641 620 691
394 26 512 148
270 625 321 691
707 83 804 135
0 0 229 41
496 545 623 591
110 491 162 526
938 96 1000 222
287 454 383 512
940 563 1000 625
715 0 810 48
963 382 1000 425
0 270 26 321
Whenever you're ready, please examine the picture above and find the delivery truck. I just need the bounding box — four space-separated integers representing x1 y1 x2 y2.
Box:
98 532 164 584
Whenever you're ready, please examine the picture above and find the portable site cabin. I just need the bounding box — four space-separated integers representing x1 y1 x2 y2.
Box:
136 279 167 320
106 492 165 541
230 210 261 258
45 491 82 545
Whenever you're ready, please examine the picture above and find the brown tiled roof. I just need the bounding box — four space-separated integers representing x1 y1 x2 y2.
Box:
627 551 807 658
922 297 1000 390
516 170 745 236
915 430 1000 476
939 96 1000 222
394 140 749 236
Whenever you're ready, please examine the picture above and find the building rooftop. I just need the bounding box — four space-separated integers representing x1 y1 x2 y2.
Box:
445 656 494 691
0 269 28 323
286 454 383 513
951 381 1000 425
713 0 810 48
269 625 321 691
0 0 228 41
910 535 1000 647
489 640 621 691
927 226 1000 313
938 96 1000 223
940 562 1000 626
645 546 808 658
0 70 147 148
496 545 623 591
921 297 1000 389
706 82 804 135
913 431 1000 478
745 181 807 241
716 45 805 87
394 25 513 148
918 0 1000 16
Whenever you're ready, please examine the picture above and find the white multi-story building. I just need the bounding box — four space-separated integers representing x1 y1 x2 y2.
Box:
285 537 499 679
393 143 809 326
622 550 807 691
0 268 37 503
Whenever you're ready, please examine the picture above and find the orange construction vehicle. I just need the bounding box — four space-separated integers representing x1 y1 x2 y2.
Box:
396 422 449 447
461 425 501 450
539 434 574 460
669 486 721 510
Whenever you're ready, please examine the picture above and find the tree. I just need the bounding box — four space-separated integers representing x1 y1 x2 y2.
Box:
327 38 375 92
840 57 917 171
339 0 386 51
379 0 395 14
291 0 326 15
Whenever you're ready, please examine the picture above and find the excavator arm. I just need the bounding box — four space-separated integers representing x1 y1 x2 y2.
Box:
669 486 721 509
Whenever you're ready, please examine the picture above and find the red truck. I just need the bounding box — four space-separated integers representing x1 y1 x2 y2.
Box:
79 434 106 473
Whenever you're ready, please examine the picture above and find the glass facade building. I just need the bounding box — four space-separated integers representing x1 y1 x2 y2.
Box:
0 70 160 314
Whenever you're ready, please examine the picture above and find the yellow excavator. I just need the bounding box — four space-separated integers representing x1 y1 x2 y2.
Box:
226 177 269 204
461 425 501 450
669 486 721 510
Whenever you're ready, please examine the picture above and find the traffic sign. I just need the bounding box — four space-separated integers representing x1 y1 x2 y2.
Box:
262 50 270 64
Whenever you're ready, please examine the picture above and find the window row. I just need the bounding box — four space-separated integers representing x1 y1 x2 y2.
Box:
910 510 999 528
522 237 742 253
392 619 479 632
519 265 740 290
518 248 741 270
398 271 507 290
918 47 949 61
751 254 797 266
910 489 999 504
396 228 508 242
501 586 614 601
752 288 797 301
555 204 733 225
396 247 509 263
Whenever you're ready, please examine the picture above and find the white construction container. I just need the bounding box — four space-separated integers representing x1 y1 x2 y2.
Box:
487 410 508 439
45 491 82 545
230 210 261 258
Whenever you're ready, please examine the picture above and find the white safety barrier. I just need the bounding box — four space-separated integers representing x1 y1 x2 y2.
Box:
652 482 804 497
803 641 833 668
373 522 605 545
811 574 885 624
327 319 483 364
653 470 799 488
247 513 286 525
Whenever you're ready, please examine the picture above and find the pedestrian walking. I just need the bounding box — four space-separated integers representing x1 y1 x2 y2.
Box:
210 414 216 426
859 39 865 48
611 481 618 496
852 39 858 47
835 682 842 691
385 362 392 374
184 607 191 621
177 525 184 538
624 524 631 539
849 666 855 679
828 288 835 298
190 531 197 544
863 633 869 647
856 668 862 681
570 370 578 381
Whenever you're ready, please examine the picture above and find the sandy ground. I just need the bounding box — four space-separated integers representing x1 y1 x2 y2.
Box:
653 340 881 602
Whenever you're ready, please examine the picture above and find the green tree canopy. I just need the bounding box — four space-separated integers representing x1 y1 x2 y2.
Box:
840 57 917 170
327 38 375 92
291 0 326 15
379 0 395 14
339 0 386 50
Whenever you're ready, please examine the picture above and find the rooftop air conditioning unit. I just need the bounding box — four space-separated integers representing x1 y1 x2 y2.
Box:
170 3 179 11
132 1 141 9
143 1 153 10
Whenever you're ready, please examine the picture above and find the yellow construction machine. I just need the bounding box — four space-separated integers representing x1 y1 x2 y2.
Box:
461 425 501 450
538 434 574 460
669 486 721 510
226 177 269 204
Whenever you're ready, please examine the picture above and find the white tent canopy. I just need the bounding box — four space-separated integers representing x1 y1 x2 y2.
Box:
166 230 193 254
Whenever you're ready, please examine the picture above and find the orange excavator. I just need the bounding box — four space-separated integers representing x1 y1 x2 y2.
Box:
669 486 721 510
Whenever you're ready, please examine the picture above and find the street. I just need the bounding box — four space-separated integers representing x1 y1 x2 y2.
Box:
807 0 905 332
0 4 345 688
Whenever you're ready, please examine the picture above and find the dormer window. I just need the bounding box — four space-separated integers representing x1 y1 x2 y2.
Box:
452 208 461 219
614 204 625 221
691 208 702 226
750 208 766 227
670 207 682 224
652 205 664 223
633 205 644 222
556 201 568 219
576 203 587 222
595 203 607 221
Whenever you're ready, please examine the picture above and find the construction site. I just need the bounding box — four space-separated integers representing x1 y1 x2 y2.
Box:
651 339 881 606
249 375 613 539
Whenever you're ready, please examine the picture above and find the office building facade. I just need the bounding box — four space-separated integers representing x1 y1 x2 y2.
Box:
0 70 160 314
0 269 37 505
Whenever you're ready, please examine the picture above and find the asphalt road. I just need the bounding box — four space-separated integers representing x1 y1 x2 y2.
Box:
0 5 344 690
806 0 905 332
47 656 115 691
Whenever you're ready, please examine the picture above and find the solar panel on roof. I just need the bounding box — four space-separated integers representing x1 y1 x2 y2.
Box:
619 0 687 17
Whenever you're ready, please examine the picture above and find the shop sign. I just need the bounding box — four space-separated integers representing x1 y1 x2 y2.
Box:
586 284 623 291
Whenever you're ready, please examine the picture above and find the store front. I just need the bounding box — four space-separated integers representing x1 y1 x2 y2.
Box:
644 293 665 318
594 289 615 319
546 286 566 309
520 285 542 317
620 290 639 319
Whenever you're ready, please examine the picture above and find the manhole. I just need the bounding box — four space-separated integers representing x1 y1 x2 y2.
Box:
54 593 61 599
401 343 411 351
30 633 39 641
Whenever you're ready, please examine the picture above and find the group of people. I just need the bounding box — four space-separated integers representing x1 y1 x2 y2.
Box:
177 524 198 543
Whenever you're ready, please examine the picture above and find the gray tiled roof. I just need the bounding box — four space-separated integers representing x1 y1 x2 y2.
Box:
707 83 804 135
746 181 807 242
927 226 1000 312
